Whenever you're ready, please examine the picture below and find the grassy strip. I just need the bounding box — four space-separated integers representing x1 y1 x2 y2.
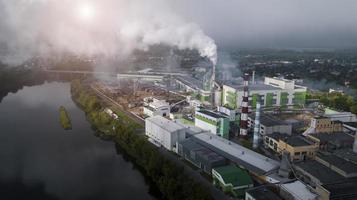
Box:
59 106 72 130
70 79 213 200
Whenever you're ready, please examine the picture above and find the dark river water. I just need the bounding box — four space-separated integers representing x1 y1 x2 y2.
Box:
0 82 155 200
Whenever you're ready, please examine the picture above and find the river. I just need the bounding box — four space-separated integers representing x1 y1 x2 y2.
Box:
0 81 156 200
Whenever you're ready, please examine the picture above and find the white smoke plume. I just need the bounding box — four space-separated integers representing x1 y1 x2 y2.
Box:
0 0 217 66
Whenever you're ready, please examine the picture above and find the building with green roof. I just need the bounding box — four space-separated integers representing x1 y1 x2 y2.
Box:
212 165 254 197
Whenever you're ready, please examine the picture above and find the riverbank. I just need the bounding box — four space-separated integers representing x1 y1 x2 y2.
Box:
70 79 213 200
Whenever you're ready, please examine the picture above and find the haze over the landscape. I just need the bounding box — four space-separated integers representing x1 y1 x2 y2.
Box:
1 1 357 200
175 0 357 49
1 0 357 65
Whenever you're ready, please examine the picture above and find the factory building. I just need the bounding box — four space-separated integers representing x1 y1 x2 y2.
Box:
178 139 226 174
294 160 345 187
248 114 292 136
316 179 357 200
192 132 280 176
304 116 343 134
307 132 354 151
222 77 307 109
145 116 187 152
212 165 254 198
315 153 357 178
143 98 170 118
264 133 318 161
195 110 230 139
245 185 283 200
174 76 212 102
279 181 318 200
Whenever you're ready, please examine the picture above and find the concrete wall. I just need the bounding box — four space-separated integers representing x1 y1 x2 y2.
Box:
145 119 186 151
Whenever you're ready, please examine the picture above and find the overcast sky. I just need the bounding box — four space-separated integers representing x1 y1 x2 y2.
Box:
0 0 356 65
173 0 357 48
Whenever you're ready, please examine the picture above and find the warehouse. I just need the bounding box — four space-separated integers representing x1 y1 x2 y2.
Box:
307 132 354 151
178 138 226 174
294 160 345 186
248 113 292 136
315 154 357 178
316 179 357 200
145 116 187 152
192 132 280 175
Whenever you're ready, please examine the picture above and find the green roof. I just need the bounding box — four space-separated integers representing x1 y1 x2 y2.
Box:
213 165 253 187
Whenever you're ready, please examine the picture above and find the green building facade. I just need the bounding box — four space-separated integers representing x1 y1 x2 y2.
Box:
195 110 230 139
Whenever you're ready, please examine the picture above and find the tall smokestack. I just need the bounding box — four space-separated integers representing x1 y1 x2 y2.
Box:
239 73 249 137
353 131 357 153
252 71 256 84
211 63 216 105
253 97 261 149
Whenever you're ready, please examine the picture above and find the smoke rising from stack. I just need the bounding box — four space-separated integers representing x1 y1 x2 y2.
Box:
0 0 217 66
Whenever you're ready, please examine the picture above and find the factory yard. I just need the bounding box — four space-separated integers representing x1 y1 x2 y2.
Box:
85 73 357 200
91 79 186 119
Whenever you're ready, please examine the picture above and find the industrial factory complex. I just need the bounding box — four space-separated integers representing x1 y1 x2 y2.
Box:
93 67 357 200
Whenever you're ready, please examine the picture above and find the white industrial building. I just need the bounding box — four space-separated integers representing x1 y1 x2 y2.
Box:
145 116 187 152
143 98 170 118
222 77 307 109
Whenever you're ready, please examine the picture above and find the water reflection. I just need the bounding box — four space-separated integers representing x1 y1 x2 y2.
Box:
0 82 154 200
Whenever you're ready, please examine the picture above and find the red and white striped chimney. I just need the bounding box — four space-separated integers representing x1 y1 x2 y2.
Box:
239 73 249 137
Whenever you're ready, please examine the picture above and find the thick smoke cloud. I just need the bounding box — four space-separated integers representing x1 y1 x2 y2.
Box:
0 0 217 65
